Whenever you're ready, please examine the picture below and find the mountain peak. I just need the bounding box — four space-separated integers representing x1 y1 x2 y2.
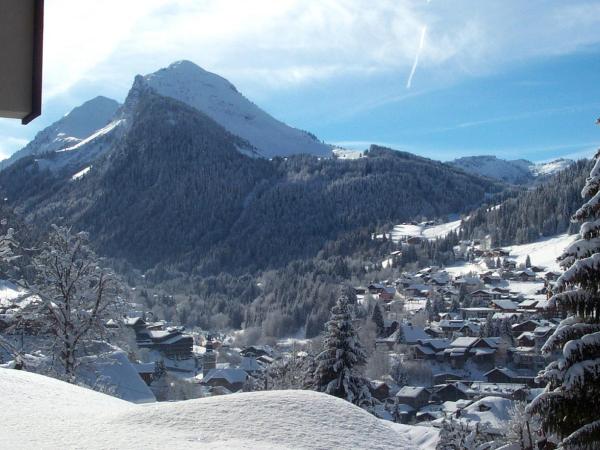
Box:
0 96 120 170
142 61 330 158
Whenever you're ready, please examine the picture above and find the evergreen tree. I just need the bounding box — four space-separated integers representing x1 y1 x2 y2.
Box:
371 303 384 336
313 295 372 408
528 146 600 449
525 254 532 268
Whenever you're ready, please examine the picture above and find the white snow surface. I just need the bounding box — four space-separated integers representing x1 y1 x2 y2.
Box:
333 147 364 160
391 220 462 243
71 165 91 180
144 61 332 158
503 233 577 272
0 369 438 449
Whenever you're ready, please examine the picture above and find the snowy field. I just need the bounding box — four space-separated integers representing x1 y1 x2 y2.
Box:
503 233 577 271
0 369 438 450
332 148 364 160
391 220 462 244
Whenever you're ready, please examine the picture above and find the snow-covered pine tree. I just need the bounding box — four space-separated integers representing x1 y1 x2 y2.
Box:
525 254 532 268
24 225 123 379
313 294 372 408
371 303 384 336
527 146 600 449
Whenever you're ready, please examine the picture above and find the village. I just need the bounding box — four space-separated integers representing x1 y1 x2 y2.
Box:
92 220 571 443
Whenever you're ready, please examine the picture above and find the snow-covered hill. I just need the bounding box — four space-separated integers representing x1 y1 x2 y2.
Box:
144 61 332 158
0 96 120 170
449 155 573 184
0 369 437 449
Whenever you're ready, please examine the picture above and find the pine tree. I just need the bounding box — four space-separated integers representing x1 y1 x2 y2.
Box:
371 303 384 336
313 295 372 408
527 145 600 449
525 254 532 268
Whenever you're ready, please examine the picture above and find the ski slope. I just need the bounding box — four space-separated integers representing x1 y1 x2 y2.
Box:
503 233 577 271
0 369 438 450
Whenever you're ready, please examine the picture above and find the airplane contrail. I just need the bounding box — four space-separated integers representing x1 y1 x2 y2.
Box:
406 26 427 89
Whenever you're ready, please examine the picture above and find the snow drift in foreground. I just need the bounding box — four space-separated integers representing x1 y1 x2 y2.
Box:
0 369 437 449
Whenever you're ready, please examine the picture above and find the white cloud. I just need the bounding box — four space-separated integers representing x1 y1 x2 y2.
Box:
39 0 600 98
0 137 29 161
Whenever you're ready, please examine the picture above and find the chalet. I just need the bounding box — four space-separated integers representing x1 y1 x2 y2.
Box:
470 289 494 303
395 386 430 409
369 380 391 401
490 299 519 312
491 312 521 322
379 286 396 302
466 382 529 401
136 329 194 360
491 287 510 295
379 323 430 349
431 383 470 403
368 283 386 294
438 319 467 337
530 265 545 273
514 269 536 282
444 337 498 368
461 307 495 319
509 346 546 370
124 317 147 333
511 319 542 336
201 368 248 392
517 299 539 311
411 338 450 360
457 321 481 337
484 367 537 387
515 332 536 347
481 273 503 285
433 372 463 385
502 260 517 270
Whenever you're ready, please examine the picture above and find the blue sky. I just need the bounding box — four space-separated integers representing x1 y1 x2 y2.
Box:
1 0 599 162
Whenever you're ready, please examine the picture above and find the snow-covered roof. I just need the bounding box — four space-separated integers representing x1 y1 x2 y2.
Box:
491 299 519 310
396 386 429 398
450 337 479 348
457 396 513 433
202 368 248 385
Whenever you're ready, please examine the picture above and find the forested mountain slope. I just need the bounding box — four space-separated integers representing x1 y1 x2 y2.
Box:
0 84 502 275
460 159 591 245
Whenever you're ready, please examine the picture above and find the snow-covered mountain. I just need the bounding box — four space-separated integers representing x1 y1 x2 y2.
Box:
449 155 573 184
143 60 331 158
0 369 438 449
0 96 120 170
